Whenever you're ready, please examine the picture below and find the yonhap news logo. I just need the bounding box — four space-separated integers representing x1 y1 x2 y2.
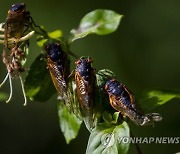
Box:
118 136 180 144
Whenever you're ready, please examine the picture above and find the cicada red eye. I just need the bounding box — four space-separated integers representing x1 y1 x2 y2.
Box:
105 79 162 126
75 57 96 130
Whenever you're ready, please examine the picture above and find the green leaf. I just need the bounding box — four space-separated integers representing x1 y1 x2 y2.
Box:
86 122 130 154
102 111 113 123
36 26 48 47
0 92 8 101
111 112 120 124
48 30 63 39
21 43 29 66
37 35 48 47
96 69 117 113
102 112 120 125
96 69 116 90
71 9 123 42
25 54 56 101
36 28 62 47
58 102 82 144
38 25 48 35
138 89 180 111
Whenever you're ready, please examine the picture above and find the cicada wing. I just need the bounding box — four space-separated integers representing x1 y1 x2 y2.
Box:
75 71 93 112
65 81 83 121
142 113 162 126
75 71 94 130
123 85 145 114
109 94 138 122
48 58 67 100
109 94 128 114
145 113 162 122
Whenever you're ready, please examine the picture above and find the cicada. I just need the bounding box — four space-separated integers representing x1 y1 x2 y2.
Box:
75 57 95 130
105 79 162 126
45 43 69 101
3 3 35 49
0 3 36 105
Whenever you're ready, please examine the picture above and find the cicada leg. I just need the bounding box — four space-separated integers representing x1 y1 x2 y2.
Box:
6 73 13 103
19 76 27 106
68 70 75 78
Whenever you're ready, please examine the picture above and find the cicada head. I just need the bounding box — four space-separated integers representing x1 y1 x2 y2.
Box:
75 57 93 81
8 3 26 15
45 43 66 63
105 79 124 97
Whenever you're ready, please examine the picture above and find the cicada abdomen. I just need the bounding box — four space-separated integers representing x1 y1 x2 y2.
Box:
0 3 35 105
105 79 162 126
75 57 95 130
45 43 69 101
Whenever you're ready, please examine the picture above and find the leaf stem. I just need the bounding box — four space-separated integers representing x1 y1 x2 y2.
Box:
67 50 79 59
130 130 142 154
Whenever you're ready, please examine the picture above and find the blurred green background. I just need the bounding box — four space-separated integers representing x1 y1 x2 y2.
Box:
0 0 180 153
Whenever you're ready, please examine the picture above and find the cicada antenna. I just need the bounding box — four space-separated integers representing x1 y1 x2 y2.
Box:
19 76 27 106
6 73 13 103
0 73 9 87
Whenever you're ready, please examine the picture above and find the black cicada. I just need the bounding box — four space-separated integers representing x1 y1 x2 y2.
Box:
75 57 95 130
105 79 162 126
0 3 35 105
45 43 69 101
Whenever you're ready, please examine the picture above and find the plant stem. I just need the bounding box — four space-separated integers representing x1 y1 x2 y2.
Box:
130 130 142 154
67 50 79 59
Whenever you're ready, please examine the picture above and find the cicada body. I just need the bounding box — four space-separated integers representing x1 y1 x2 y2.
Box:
105 79 162 126
1 3 34 76
5 3 29 49
0 3 35 105
45 43 69 100
75 57 95 130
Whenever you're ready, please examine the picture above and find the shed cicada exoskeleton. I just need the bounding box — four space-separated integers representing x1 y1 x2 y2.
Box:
105 79 162 126
75 57 96 130
0 3 36 105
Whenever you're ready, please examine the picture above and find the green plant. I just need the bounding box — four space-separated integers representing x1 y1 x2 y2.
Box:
0 5 179 154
